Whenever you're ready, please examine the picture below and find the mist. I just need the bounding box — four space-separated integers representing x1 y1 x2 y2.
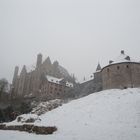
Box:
0 0 140 83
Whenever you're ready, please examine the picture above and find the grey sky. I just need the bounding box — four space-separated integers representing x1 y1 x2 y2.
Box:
0 0 140 83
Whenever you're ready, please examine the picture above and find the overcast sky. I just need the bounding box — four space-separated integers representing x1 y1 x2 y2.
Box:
0 0 140 83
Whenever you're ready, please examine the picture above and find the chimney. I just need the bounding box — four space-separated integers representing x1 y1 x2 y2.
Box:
121 50 124 54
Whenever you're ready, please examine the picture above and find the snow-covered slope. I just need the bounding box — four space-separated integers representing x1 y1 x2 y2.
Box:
1 88 140 140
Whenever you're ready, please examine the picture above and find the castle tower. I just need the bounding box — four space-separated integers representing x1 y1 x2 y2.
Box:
18 65 27 96
12 66 19 86
96 63 101 71
36 53 42 68
11 66 19 98
20 65 27 75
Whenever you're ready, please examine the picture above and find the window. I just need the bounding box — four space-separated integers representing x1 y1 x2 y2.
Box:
117 66 120 70
107 68 109 72
126 65 129 68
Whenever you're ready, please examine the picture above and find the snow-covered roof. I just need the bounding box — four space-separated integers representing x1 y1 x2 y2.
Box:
103 50 140 68
96 63 101 71
114 53 130 62
46 75 63 84
66 81 73 88
80 76 94 84
46 75 73 87
110 51 135 64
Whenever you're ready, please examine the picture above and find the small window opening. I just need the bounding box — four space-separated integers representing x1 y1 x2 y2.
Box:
107 68 109 72
126 65 129 68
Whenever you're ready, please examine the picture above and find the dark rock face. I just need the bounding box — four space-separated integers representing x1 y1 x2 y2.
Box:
32 126 57 134
0 124 57 135
0 101 32 123
31 99 62 115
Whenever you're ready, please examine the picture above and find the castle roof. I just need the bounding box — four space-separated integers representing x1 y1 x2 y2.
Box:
46 75 63 84
46 75 73 87
110 50 135 64
66 81 74 88
96 63 101 71
43 57 51 65
101 50 140 71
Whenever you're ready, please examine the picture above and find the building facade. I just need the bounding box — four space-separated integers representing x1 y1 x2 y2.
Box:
12 53 74 99
80 50 140 95
101 50 140 90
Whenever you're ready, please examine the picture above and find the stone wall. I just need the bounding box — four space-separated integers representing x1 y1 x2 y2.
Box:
80 71 102 96
102 62 140 90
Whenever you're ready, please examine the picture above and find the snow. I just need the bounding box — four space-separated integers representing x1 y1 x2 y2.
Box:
31 99 62 115
109 51 138 65
111 53 135 63
66 81 73 87
80 75 94 84
6 114 41 126
46 75 73 87
101 51 140 70
46 75 63 84
1 88 140 140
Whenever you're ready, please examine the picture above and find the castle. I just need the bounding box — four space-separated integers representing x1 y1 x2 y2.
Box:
81 50 140 95
12 54 74 99
101 50 140 89
12 50 140 99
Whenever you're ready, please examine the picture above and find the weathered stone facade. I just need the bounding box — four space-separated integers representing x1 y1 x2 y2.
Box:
12 50 140 99
12 54 74 99
80 50 140 95
40 75 73 100
101 50 140 90
80 64 102 96
102 62 140 90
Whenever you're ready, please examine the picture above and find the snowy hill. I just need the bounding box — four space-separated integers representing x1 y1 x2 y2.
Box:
1 88 140 140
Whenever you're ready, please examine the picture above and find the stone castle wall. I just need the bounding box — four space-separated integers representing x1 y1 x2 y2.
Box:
102 62 140 90
12 54 74 98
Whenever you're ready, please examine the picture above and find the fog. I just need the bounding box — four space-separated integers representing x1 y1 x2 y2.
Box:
0 0 140 83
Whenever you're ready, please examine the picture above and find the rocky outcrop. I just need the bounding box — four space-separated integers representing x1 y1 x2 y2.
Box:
16 114 41 123
0 124 57 135
31 99 62 115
